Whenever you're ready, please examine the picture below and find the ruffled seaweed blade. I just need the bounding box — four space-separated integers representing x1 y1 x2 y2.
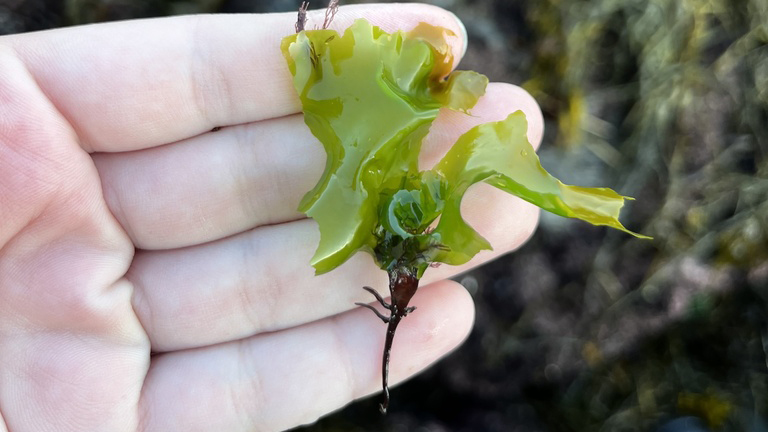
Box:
281 19 488 275
281 18 648 414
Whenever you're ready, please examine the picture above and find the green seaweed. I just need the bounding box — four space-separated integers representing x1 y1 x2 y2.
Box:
281 17 647 413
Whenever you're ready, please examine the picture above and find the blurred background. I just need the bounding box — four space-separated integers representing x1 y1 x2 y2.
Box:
2 0 766 430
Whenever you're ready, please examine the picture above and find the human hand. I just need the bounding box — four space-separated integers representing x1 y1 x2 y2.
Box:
0 4 542 431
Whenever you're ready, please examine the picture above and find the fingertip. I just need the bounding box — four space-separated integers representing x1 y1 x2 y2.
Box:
385 279 475 385
412 279 476 347
449 11 469 58
314 3 468 70
506 84 545 150
421 82 545 168
465 83 545 150
458 182 541 259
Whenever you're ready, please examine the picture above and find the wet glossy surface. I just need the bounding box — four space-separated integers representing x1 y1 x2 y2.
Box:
281 19 645 276
281 19 486 274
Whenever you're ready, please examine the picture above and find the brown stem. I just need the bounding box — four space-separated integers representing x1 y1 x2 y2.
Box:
378 266 419 414
379 314 399 414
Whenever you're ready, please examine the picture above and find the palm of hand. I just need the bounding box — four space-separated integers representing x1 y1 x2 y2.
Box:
0 5 542 432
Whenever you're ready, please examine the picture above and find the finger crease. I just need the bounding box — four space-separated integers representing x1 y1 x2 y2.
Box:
328 315 357 402
233 340 264 430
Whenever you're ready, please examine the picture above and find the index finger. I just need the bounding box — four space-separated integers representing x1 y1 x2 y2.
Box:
5 4 467 153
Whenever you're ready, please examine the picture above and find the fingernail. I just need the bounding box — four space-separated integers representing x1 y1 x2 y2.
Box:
449 11 468 58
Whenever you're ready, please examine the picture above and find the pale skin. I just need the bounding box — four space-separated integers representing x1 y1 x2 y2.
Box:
0 4 543 432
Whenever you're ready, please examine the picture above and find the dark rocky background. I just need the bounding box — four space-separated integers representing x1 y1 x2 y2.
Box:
3 0 767 430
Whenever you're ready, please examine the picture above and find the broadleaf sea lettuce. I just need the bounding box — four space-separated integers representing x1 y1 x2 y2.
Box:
281 17 647 413
282 20 487 275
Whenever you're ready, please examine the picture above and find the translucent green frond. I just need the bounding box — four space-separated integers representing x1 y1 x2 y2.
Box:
282 19 647 275
281 19 487 274
429 111 651 265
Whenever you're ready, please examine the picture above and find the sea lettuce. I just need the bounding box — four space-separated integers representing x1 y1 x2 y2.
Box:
282 19 487 275
282 19 645 276
281 17 647 413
